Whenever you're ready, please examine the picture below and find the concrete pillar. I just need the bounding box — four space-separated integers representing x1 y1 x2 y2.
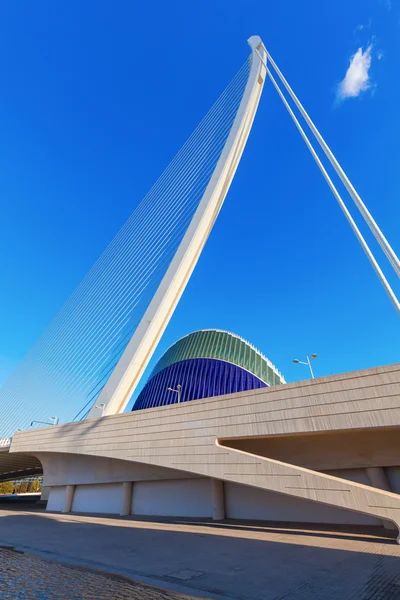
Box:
62 485 75 513
366 467 396 530
120 482 133 516
366 467 391 491
211 479 225 520
37 486 50 505
41 486 51 501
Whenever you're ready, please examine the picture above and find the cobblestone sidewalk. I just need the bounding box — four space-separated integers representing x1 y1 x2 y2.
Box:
0 550 200 600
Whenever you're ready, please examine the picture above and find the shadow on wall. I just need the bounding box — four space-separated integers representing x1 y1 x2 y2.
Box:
0 512 399 600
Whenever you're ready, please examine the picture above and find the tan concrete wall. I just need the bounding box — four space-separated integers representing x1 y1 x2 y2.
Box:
46 486 66 512
72 483 121 514
222 428 400 470
44 467 387 524
224 482 381 525
11 363 400 533
132 478 212 517
46 474 381 524
387 467 400 494
37 452 200 487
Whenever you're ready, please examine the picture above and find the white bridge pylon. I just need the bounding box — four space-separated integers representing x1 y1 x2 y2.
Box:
1 36 397 433
89 36 268 417
93 35 399 418
0 36 266 435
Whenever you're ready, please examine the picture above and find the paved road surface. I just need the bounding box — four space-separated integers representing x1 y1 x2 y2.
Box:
0 503 399 600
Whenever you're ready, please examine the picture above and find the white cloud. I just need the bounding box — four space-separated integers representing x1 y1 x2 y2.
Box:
337 45 373 100
355 18 372 32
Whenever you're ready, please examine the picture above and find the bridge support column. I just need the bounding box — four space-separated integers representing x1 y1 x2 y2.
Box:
37 486 50 505
366 467 396 530
62 485 75 513
120 481 133 516
211 479 225 520
366 467 391 491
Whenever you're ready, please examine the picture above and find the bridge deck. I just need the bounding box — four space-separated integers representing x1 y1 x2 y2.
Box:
8 363 400 536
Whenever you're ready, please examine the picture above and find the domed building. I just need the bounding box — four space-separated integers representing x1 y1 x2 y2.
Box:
133 329 285 411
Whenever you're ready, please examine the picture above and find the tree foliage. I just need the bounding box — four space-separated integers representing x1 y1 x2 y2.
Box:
0 481 14 495
30 479 42 493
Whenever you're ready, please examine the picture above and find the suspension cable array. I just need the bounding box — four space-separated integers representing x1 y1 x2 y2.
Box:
1 36 397 440
0 53 255 437
256 46 400 315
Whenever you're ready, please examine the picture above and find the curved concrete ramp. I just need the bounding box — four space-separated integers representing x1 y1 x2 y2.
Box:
9 363 400 539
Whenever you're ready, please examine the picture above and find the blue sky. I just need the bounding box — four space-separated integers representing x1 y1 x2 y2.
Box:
0 0 399 396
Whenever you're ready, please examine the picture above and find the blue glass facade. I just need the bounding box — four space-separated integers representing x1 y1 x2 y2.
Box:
132 329 284 412
133 357 267 410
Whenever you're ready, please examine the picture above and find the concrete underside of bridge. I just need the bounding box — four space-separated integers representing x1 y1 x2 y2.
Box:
7 363 400 540
0 449 42 482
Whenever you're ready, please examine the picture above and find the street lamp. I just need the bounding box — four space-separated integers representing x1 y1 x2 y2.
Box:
167 384 182 403
292 354 317 379
95 403 106 416
30 416 59 427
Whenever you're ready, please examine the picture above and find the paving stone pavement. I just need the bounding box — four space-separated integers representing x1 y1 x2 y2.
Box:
0 503 399 600
0 549 199 599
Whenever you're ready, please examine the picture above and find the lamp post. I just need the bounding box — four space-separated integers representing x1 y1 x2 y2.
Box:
167 384 182 403
30 416 59 427
95 403 106 416
292 354 317 379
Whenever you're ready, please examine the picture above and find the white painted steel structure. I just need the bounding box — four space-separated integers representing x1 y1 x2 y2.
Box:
265 51 400 280
255 48 400 315
95 37 399 419
0 34 397 443
89 36 267 417
0 37 265 434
